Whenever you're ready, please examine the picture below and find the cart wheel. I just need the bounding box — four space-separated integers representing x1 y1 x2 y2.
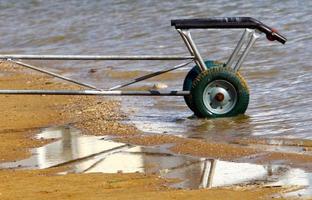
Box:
191 66 249 118
183 60 224 112
183 67 199 112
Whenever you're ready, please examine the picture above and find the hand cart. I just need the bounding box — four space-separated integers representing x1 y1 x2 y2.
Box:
0 17 287 118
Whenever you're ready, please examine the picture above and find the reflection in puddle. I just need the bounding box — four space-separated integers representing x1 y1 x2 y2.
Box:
1 126 131 169
1 126 312 197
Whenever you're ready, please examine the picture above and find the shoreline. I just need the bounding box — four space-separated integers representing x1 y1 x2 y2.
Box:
0 61 306 199
0 61 138 162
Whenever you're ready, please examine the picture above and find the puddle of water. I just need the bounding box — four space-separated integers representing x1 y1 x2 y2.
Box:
245 144 307 154
1 0 312 152
1 126 312 197
1 126 130 169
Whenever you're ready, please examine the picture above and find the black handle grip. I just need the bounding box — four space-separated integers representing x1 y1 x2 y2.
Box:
171 17 287 44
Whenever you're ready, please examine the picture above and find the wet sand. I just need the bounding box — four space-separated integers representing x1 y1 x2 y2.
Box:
0 61 308 199
116 134 259 159
0 168 295 200
0 61 138 162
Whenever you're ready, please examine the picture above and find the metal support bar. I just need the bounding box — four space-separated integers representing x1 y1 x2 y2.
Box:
177 29 194 55
9 60 100 90
0 55 194 60
177 29 204 71
177 29 200 67
234 31 260 71
0 89 190 96
226 29 254 68
177 29 207 72
109 61 192 91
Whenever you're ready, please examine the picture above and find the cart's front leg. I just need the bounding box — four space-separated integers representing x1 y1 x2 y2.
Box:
177 29 207 72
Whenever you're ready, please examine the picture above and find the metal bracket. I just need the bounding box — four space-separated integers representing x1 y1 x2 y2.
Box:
177 29 207 72
226 29 260 71
226 29 253 68
234 31 260 71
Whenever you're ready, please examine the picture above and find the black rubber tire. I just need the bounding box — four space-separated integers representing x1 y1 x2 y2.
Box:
191 67 249 118
183 61 224 112
183 67 200 112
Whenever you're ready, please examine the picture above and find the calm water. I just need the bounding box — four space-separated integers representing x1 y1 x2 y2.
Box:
0 0 311 140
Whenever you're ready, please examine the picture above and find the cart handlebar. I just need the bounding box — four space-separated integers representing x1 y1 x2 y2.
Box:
171 17 287 44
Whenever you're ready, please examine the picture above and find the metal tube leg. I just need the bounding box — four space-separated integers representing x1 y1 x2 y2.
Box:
177 29 195 56
0 89 190 96
234 32 260 71
109 61 192 91
177 29 201 68
226 29 254 68
0 55 194 60
177 29 207 72
8 60 101 90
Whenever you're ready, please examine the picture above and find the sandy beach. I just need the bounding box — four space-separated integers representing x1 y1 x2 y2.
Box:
0 61 305 199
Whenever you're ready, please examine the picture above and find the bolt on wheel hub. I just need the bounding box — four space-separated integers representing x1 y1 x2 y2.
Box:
214 92 225 102
203 80 238 114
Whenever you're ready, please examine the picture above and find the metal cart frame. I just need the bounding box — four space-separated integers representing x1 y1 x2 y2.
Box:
0 17 286 117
